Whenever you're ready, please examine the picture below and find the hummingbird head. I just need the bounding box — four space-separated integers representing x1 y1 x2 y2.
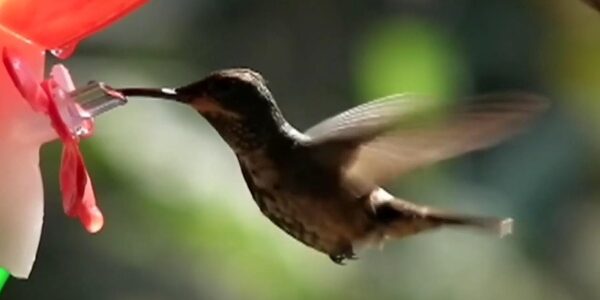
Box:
119 68 292 153
175 68 279 122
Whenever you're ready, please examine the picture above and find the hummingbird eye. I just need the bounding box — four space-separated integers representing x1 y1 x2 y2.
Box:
204 78 236 99
192 69 274 115
211 77 261 98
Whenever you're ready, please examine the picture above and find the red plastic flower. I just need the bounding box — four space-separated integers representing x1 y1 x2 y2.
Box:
3 48 103 233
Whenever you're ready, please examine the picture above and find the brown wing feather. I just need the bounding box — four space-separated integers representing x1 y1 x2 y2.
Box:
305 92 547 195
305 94 436 144
583 0 600 12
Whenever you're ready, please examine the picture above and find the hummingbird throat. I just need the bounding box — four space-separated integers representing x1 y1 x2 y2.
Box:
201 112 270 154
191 97 242 120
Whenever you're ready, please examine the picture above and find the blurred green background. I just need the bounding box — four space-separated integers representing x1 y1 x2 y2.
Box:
4 0 600 299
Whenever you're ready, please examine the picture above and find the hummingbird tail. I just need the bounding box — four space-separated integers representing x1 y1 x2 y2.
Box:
427 213 513 238
375 200 513 239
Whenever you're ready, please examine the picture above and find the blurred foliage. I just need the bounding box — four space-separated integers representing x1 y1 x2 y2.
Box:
353 18 466 100
0 269 7 292
3 0 600 299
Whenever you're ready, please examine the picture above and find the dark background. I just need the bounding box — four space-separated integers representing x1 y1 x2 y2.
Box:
4 0 600 299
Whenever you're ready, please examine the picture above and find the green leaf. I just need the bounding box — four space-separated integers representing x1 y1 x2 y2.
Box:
0 268 9 293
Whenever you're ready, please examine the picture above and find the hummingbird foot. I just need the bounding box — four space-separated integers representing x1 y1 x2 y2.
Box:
329 250 358 265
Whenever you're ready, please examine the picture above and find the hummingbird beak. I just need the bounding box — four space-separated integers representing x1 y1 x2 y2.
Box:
118 86 240 118
117 87 192 103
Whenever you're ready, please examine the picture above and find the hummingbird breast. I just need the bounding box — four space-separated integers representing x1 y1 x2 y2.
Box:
236 146 376 256
204 112 376 255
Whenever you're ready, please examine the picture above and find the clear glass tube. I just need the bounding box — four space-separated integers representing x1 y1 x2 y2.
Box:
47 65 127 139
70 81 127 118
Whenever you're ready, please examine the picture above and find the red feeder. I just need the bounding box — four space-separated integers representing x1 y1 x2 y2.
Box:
0 0 146 279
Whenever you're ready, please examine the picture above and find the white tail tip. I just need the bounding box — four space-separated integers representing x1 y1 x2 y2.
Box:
498 218 513 238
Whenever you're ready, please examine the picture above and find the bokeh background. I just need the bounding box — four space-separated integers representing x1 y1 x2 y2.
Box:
4 0 600 299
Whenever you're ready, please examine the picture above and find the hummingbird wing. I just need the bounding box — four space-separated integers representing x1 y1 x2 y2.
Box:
304 92 546 195
583 0 600 12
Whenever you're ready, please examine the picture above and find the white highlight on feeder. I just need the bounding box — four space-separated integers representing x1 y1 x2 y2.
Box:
0 92 53 279
0 139 45 279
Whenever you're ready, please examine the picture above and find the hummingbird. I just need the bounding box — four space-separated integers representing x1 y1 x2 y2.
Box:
117 69 545 264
